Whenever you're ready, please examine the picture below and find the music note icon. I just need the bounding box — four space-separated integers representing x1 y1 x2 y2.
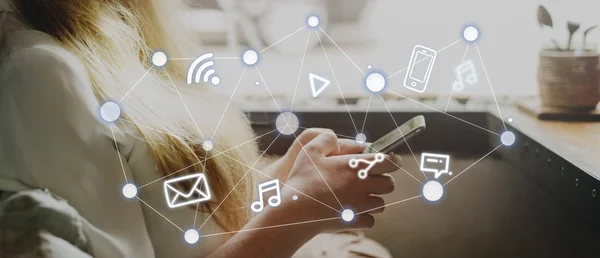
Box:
251 179 282 213
453 60 478 91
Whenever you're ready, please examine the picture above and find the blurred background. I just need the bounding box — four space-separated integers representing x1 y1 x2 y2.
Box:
179 0 600 103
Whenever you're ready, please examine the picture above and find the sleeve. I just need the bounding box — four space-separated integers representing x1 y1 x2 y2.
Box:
0 46 155 258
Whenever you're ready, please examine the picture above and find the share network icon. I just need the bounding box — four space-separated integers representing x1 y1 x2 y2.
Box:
308 73 330 98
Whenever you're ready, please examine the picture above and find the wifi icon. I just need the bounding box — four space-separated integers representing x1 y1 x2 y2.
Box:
187 53 220 86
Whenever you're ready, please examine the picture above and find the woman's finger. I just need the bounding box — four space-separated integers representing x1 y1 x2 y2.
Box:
288 128 335 157
304 132 339 157
363 196 386 214
363 174 396 195
332 154 399 175
351 214 375 230
368 154 402 176
297 128 334 145
335 138 366 155
389 152 403 167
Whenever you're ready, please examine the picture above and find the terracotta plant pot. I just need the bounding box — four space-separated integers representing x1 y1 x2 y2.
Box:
537 50 600 111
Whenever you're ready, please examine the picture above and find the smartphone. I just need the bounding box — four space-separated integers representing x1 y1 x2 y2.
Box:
403 45 438 93
363 115 426 154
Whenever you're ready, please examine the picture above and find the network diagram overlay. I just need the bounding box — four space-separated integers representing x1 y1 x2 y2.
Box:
105 16 516 245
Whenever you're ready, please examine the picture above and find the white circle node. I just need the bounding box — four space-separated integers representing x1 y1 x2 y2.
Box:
463 26 479 42
355 133 367 144
122 183 137 199
307 16 320 28
100 101 121 122
151 51 168 67
255 81 260 86
365 72 386 93
508 117 514 123
423 181 444 202
276 112 299 135
501 131 516 146
211 77 221 86
292 195 298 200
242 50 259 66
202 140 214 151
341 209 355 222
184 229 200 244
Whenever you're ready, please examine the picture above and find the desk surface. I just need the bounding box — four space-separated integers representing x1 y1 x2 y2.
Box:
501 107 600 180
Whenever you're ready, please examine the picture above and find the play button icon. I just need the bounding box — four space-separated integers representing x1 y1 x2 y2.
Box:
308 73 331 98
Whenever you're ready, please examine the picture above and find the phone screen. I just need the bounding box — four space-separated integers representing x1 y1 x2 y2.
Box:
365 116 426 153
409 52 433 83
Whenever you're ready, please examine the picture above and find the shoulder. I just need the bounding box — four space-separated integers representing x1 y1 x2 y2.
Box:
0 14 111 153
1 44 95 101
1 28 93 92
1 11 78 68
3 44 88 85
0 22 99 121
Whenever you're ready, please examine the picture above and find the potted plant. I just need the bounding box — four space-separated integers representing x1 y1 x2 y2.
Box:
537 5 600 111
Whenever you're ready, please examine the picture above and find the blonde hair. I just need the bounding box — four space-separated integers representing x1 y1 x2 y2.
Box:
11 0 257 232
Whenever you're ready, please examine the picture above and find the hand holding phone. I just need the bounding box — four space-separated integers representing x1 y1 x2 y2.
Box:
363 115 426 154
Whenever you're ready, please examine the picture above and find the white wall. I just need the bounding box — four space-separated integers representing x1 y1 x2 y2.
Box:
206 0 600 99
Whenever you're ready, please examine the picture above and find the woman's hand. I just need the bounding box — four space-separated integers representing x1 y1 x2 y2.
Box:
265 128 374 182
286 128 365 158
207 130 401 258
272 130 401 232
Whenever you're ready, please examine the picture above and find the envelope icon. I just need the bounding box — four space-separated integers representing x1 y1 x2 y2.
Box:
163 173 211 208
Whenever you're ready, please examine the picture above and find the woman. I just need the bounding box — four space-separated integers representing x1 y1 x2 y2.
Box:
0 0 400 257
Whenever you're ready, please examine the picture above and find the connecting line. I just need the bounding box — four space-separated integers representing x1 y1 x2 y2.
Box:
444 44 470 113
295 126 425 185
221 151 342 214
213 57 240 60
388 158 425 185
136 129 278 189
291 131 345 209
296 126 353 140
357 195 422 215
168 57 240 60
388 39 462 79
385 89 501 136
444 144 502 186
197 133 282 230
199 217 339 238
378 94 425 180
119 66 154 103
315 31 360 135
437 39 462 53
360 94 373 134
136 197 184 232
110 126 128 183
192 201 201 228
254 66 295 143
212 67 247 139
288 29 312 120
254 66 300 155
164 71 206 140
319 27 365 76
475 43 507 131
255 67 284 114
260 26 308 53
120 118 185 140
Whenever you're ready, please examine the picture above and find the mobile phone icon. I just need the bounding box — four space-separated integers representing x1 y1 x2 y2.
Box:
404 45 438 93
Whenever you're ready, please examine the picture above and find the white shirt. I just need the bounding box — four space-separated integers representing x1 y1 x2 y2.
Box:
0 11 226 258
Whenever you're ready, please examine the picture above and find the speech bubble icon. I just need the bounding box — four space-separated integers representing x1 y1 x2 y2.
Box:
420 153 451 179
